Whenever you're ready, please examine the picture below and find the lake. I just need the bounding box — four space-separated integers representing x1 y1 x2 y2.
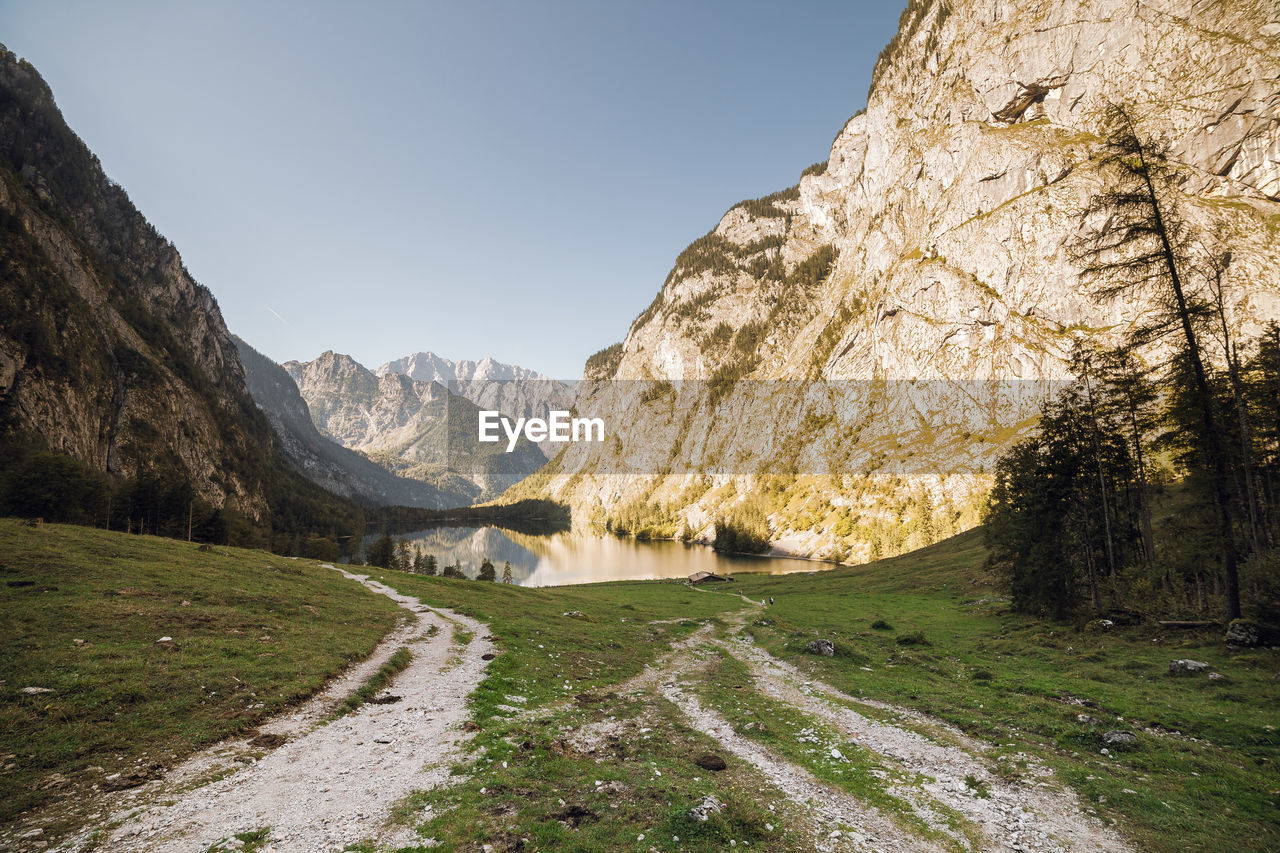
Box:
358 525 827 587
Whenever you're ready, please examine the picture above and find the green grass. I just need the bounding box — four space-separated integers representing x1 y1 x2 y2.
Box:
729 529 1280 853
376 572 743 718
357 531 1280 851
391 691 802 851
7 519 1278 852
0 519 402 832
206 826 271 852
333 646 413 718
360 570 805 849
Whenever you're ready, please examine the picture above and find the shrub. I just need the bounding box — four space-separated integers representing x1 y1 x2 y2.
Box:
896 631 930 646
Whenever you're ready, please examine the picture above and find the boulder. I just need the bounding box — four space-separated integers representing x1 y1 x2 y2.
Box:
694 754 727 771
1102 730 1138 745
1224 619 1260 647
690 794 725 822
805 639 835 657
1169 659 1209 675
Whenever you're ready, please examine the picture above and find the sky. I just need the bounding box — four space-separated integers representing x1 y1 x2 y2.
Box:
0 1 905 378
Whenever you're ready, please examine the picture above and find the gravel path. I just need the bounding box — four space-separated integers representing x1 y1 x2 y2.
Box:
624 613 1133 853
716 631 1133 853
63 567 491 853
623 629 930 853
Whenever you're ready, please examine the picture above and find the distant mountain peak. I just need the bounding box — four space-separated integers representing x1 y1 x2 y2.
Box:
379 351 557 385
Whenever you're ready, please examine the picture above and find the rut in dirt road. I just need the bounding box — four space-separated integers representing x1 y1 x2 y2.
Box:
716 633 1133 852
638 609 1132 853
654 642 935 853
65 568 491 853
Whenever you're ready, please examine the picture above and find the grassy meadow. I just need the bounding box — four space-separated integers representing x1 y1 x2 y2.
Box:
730 530 1280 852
0 519 402 833
368 528 1279 852
2 517 1277 851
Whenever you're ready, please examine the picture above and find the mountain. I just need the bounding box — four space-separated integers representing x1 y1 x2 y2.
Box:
381 351 556 386
0 45 364 544
520 0 1280 561
285 351 547 502
379 352 575 455
233 337 467 508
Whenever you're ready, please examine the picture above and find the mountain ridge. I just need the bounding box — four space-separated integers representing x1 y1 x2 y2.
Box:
520 0 1280 562
0 44 366 543
380 351 562 385
233 336 466 508
285 350 547 502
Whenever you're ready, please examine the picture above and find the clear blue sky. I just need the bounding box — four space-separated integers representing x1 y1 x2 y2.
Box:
1 1 904 378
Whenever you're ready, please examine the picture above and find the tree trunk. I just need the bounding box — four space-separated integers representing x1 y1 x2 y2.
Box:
1215 284 1265 554
1132 130 1241 619
1127 399 1156 564
1079 505 1102 610
1082 369 1118 580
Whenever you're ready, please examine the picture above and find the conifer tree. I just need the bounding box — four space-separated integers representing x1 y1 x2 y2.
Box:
1073 102 1242 618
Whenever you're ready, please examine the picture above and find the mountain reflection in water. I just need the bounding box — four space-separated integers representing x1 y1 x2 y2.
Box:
358 526 826 587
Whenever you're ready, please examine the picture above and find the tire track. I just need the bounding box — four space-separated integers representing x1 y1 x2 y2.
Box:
715 630 1133 852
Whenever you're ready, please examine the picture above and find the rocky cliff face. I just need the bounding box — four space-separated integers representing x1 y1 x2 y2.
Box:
286 351 547 501
0 46 285 516
380 351 575 455
527 0 1280 561
234 337 466 508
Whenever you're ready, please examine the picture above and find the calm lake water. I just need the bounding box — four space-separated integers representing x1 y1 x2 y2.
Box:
359 526 826 587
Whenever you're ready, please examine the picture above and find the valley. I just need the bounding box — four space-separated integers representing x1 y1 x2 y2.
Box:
3 521 1275 852
2 0 1280 849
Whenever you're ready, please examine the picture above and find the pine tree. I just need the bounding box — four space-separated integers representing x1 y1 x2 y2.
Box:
1073 102 1242 619
366 532 395 569
501 561 513 584
1097 344 1160 569
477 558 496 582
